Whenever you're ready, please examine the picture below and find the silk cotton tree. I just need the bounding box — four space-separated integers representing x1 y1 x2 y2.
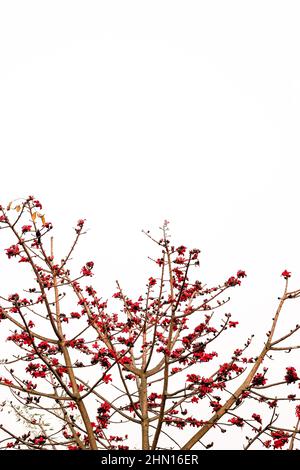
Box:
0 197 300 450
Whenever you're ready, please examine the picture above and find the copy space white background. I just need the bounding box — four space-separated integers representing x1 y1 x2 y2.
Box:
0 1 300 449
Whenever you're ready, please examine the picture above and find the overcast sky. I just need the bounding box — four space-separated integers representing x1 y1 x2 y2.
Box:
1 1 300 428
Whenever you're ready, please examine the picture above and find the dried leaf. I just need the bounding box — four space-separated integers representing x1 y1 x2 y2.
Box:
15 205 21 212
31 212 37 221
7 201 12 211
41 215 46 225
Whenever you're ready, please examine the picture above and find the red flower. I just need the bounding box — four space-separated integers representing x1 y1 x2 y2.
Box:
33 200 42 209
26 381 36 390
210 401 222 412
148 277 157 286
271 430 290 449
228 416 244 427
75 219 85 234
285 367 298 384
8 293 19 302
21 225 32 233
263 440 271 448
229 321 239 328
5 244 20 258
268 399 278 408
68 402 77 410
171 367 182 375
156 258 164 266
103 374 112 384
37 341 50 350
25 363 47 378
186 374 201 384
18 256 29 263
296 405 300 419
71 312 81 319
174 256 186 264
125 374 135 380
225 276 241 287
252 373 267 386
252 413 262 424
281 270 291 279
81 266 93 277
176 246 187 256
236 270 247 278
56 366 67 377
148 392 162 401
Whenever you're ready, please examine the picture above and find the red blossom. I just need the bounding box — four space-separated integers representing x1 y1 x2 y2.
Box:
125 374 135 380
25 363 47 379
5 244 20 258
236 270 247 278
8 293 19 302
252 373 267 387
252 413 262 424
70 312 81 319
156 258 164 266
174 256 186 264
21 225 32 233
171 367 182 375
68 402 77 410
186 374 201 384
103 374 112 384
148 277 157 286
176 246 187 255
25 380 37 390
228 416 244 427
268 399 278 409
33 200 42 209
210 401 222 412
226 276 241 287
285 367 299 384
263 440 272 448
81 266 93 277
271 430 290 449
18 256 29 263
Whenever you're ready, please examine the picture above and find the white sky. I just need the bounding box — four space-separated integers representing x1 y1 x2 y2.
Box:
1 1 300 449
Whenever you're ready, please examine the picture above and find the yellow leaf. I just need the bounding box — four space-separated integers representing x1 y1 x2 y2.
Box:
31 212 37 221
41 215 46 225
15 205 21 212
